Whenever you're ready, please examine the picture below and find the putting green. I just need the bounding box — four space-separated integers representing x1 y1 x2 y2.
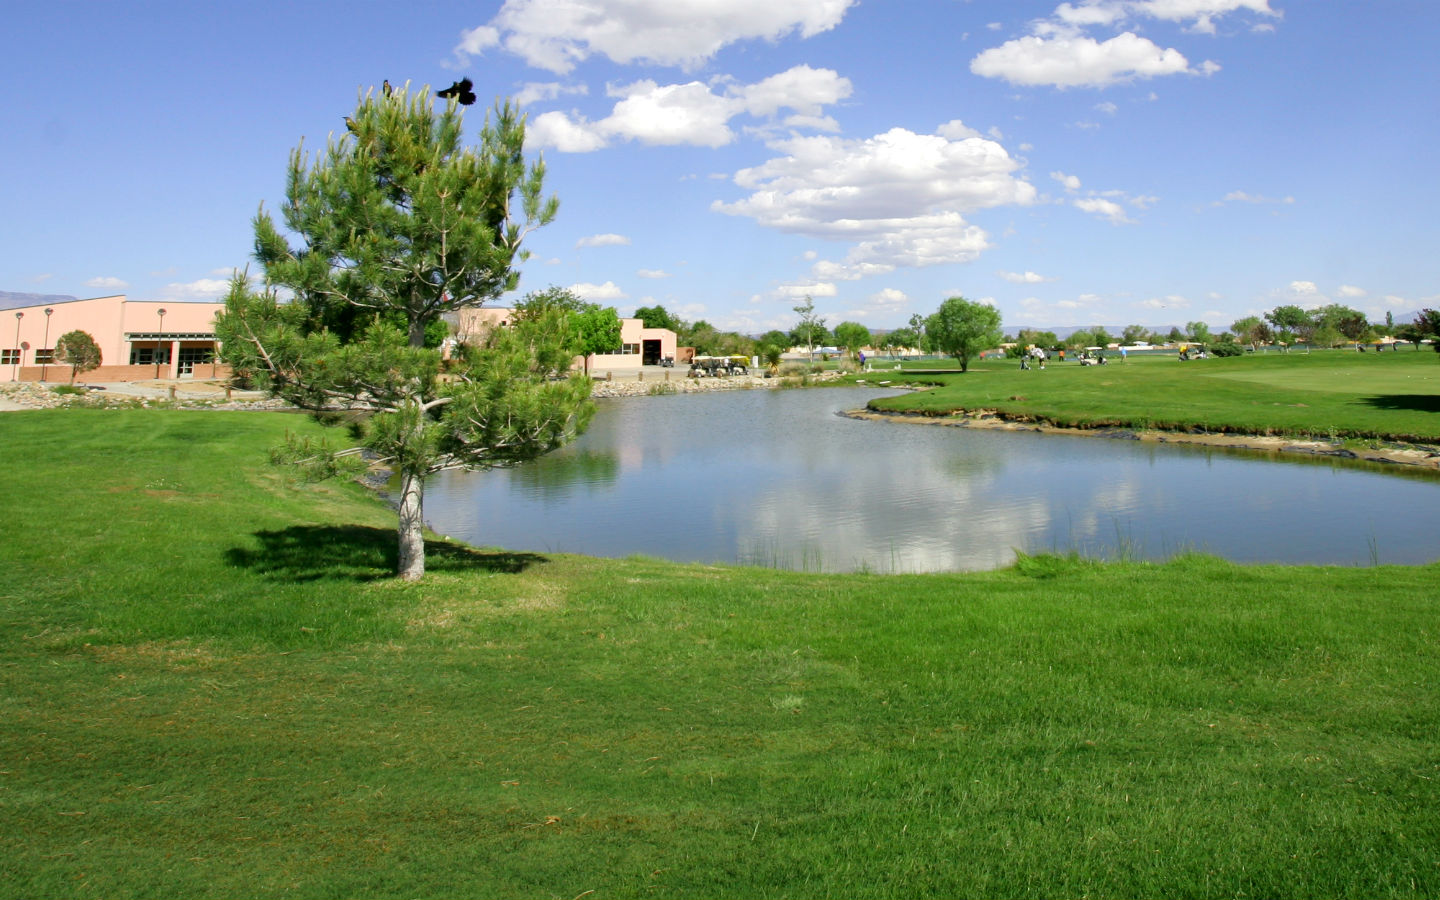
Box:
1198 359 1440 394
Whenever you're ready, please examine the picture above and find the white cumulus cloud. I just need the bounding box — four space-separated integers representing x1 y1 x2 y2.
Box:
456 0 857 74
735 65 852 118
714 126 1037 280
869 288 909 308
1051 170 1082 191
527 110 611 152
1052 0 1278 33
971 32 1204 88
603 80 741 147
999 270 1055 284
85 276 129 290
157 278 230 300
514 81 589 107
569 280 628 301
526 65 850 151
576 233 632 248
971 0 1276 89
1074 196 1133 224
1214 190 1295 206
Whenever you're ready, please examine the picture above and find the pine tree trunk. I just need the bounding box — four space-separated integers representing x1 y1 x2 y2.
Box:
409 318 427 349
396 468 426 581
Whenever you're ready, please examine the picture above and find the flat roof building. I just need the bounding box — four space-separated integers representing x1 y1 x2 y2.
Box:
2 294 226 383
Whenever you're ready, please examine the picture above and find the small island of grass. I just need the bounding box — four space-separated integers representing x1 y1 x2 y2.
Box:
854 349 1440 464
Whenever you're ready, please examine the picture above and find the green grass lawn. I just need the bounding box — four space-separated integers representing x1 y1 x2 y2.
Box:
2 409 1438 898
863 349 1440 442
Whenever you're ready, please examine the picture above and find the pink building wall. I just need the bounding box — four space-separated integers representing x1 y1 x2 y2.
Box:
3 295 224 383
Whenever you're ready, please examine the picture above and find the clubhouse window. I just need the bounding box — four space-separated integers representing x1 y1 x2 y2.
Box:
129 348 170 366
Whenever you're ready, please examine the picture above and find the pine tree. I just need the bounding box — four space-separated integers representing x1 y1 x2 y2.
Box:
253 84 557 349
218 84 589 580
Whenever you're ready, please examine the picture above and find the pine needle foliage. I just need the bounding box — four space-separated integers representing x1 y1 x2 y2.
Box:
253 83 557 348
217 83 590 580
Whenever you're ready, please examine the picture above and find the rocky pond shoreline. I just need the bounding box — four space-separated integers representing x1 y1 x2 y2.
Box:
840 406 1440 471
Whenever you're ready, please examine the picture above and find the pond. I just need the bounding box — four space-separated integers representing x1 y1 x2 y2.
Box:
424 386 1440 573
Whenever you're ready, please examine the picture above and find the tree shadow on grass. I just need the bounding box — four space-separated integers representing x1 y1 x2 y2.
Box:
1358 395 1440 413
225 525 547 582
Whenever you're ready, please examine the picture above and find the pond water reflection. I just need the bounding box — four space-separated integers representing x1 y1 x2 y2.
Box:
424 387 1440 573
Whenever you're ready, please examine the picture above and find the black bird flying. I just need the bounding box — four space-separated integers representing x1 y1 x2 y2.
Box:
437 77 476 105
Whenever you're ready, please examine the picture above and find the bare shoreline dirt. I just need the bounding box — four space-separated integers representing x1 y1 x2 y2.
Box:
841 406 1440 471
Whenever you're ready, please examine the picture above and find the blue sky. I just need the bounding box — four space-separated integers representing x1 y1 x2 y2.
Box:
3 0 1437 335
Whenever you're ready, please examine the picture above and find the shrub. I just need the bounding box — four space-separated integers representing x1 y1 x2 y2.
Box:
1211 340 1244 357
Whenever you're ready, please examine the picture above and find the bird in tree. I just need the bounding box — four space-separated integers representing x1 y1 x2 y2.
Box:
438 77 476 105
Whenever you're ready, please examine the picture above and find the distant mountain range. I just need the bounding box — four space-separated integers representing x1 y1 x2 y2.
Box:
0 291 79 311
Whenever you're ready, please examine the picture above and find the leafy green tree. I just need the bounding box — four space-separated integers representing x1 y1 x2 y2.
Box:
759 329 790 352
1311 323 1344 349
514 286 621 375
1091 326 1114 347
682 320 719 355
1166 326 1185 343
1266 305 1313 346
1230 316 1271 349
907 313 930 353
792 296 827 360
925 296 1002 372
1016 328 1060 349
1185 321 1212 344
575 305 623 364
53 330 101 384
1312 304 1370 343
1065 329 1095 350
633 304 681 333
833 321 872 359
1121 324 1152 345
884 327 918 356
789 323 833 352
218 84 590 581
1407 309 1440 351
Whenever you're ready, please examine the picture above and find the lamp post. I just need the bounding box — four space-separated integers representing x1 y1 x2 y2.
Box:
155 308 167 379
11 311 22 381
41 308 53 382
